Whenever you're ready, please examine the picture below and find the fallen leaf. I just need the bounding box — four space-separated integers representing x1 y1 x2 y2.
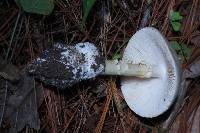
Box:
185 58 200 78
0 57 20 83
0 71 43 132
15 0 54 15
191 105 200 133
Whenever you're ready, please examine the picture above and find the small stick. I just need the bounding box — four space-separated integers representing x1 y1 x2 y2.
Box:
6 11 21 61
0 81 8 126
94 83 112 133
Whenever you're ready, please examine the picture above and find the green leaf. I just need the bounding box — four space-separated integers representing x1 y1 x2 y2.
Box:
171 41 181 50
171 22 181 31
170 41 192 60
170 10 183 21
181 44 192 58
15 0 54 15
82 0 96 27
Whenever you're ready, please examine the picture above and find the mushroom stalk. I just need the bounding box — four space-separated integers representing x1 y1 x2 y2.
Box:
104 60 159 78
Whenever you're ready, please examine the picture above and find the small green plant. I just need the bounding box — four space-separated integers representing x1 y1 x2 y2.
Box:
15 0 54 15
170 10 183 31
171 41 192 61
81 0 96 30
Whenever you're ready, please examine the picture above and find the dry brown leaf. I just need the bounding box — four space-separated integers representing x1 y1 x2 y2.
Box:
191 105 200 133
0 71 43 133
0 57 20 82
185 58 200 78
95 82 112 133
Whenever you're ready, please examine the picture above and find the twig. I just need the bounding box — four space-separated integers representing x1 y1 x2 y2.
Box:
0 80 8 126
74 105 84 133
136 0 145 30
9 15 24 62
111 79 127 133
81 17 96 42
61 102 80 132
5 10 21 61
0 8 17 33
79 94 90 116
94 82 112 133
161 0 174 34
107 22 124 54
139 1 151 28
14 108 19 131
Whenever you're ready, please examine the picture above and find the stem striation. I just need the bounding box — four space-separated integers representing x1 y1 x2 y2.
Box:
104 60 159 78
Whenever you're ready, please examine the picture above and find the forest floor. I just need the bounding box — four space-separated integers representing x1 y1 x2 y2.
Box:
0 0 200 133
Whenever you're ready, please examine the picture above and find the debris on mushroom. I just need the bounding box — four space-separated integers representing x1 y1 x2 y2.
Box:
27 42 157 89
27 42 105 89
120 27 181 118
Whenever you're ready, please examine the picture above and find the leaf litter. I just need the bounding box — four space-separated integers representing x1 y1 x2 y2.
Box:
0 70 43 132
0 0 200 132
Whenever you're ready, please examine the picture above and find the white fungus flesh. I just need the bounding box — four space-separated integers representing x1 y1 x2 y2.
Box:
121 27 181 118
104 60 160 78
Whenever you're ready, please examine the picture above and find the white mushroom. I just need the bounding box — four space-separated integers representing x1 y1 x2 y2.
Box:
119 27 181 118
28 27 180 118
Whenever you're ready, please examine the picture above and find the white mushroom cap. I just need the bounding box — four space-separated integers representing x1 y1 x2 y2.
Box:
121 27 181 118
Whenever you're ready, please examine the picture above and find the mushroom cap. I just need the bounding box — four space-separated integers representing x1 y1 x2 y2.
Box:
121 27 181 118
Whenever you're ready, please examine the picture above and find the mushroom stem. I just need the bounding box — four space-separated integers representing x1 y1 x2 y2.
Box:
104 60 159 78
